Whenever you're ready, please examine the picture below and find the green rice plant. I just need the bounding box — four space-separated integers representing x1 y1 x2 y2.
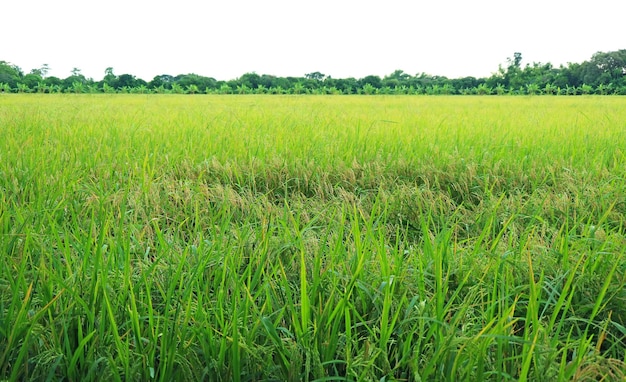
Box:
1 94 626 380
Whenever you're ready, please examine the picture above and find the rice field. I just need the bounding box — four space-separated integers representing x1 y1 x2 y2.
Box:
1 94 626 381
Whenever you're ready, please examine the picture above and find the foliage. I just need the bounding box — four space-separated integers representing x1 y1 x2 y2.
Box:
0 60 22 88
1 50 626 95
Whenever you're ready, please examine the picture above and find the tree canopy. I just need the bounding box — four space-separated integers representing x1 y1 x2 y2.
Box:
1 50 625 95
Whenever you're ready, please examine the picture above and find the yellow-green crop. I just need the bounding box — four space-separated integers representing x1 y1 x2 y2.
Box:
1 94 626 381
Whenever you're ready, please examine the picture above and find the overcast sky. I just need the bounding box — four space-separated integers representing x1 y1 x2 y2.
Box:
3 0 624 82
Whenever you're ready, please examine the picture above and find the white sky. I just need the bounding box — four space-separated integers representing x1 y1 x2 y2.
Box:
3 0 624 82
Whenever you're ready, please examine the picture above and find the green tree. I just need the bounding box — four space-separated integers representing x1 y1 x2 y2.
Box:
218 84 232 94
62 68 88 90
43 76 62 89
526 83 540 95
0 61 23 88
385 69 411 82
588 50 626 86
102 82 116 93
452 77 480 91
29 64 49 78
382 78 400 89
328 86 342 95
293 82 305 94
441 83 455 95
86 84 100 93
411 85 426 95
176 74 217 92
117 74 141 89
476 83 492 95
566 85 578 95
22 73 42 90
103 67 117 87
595 83 614 95
269 86 285 94
426 84 440 95
362 83 377 95
394 85 409 95
511 52 522 69
489 52 524 89
543 83 557 95
380 86 395 95
239 72 261 89
236 84 251 94
36 82 49 93
149 74 174 90
171 83 185 94
16 83 30 93
506 52 524 89
305 72 325 81
135 85 150 94
153 85 168 94
359 75 382 90
70 81 84 93
580 84 594 95
334 77 358 94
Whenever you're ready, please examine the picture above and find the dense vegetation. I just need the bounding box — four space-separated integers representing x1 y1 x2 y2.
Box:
1 50 626 95
1 95 626 381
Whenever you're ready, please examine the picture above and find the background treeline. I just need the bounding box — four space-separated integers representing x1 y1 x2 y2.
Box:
1 50 625 95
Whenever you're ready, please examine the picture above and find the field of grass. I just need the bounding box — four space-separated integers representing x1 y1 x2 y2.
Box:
1 94 626 381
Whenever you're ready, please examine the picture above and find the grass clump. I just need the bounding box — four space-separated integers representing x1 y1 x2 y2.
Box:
1 94 626 381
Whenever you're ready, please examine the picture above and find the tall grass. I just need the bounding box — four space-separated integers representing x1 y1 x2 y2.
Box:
1 94 626 380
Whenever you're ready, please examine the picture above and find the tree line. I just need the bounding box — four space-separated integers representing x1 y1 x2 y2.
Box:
1 50 625 95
